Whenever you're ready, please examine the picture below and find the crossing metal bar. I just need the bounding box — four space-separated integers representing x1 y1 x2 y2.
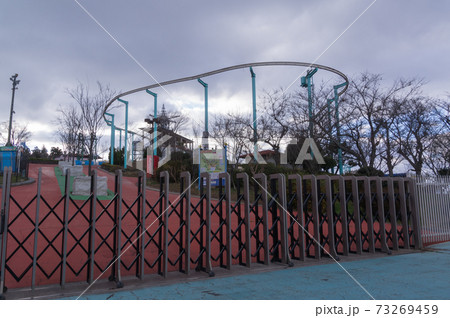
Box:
317 175 339 260
331 175 349 256
385 178 399 251
269 174 290 265
344 176 362 254
180 172 191 274
253 173 270 265
406 178 422 249
398 179 410 249
218 172 232 269
200 172 214 276
61 169 71 288
371 177 390 254
287 174 305 261
31 169 42 290
303 175 321 259
237 173 251 267
358 177 375 253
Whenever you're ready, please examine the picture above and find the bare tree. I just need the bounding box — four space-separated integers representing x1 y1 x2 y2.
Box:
55 106 83 164
0 121 32 147
392 97 438 175
67 82 117 174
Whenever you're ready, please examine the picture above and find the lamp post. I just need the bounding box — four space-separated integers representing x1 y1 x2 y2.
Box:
117 98 129 169
198 78 209 150
145 89 158 156
105 112 115 165
7 74 20 146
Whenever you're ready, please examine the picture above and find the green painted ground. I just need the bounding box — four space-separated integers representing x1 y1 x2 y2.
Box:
54 167 115 200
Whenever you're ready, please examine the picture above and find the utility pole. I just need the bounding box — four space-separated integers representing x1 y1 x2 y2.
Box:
7 74 20 146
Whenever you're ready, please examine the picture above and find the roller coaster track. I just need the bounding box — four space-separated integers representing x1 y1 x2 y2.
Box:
103 61 348 118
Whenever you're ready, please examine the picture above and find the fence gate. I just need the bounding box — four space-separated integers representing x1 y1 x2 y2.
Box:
0 169 423 299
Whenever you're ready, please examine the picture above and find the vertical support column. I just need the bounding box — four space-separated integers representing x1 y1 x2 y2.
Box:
198 79 209 150
180 172 191 275
250 67 257 159
145 89 158 156
332 176 349 256
105 113 115 165
333 82 347 175
88 170 98 283
253 173 270 265
31 169 42 290
117 98 129 169
61 169 71 288
219 172 232 270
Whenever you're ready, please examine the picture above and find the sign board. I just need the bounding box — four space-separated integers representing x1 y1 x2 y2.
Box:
200 149 226 186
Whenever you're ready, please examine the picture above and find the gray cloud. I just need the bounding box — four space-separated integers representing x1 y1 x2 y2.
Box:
1 0 449 150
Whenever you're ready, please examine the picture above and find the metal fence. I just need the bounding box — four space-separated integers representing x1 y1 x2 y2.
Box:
0 168 421 299
414 175 450 244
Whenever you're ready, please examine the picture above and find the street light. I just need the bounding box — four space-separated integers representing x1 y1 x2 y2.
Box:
198 78 209 150
7 74 20 146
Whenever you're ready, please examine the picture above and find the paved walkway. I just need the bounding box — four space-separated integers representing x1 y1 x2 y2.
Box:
64 242 450 300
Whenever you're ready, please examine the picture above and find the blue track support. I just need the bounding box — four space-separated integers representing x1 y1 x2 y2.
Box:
198 79 208 132
146 89 158 156
333 82 347 175
250 67 257 160
105 112 115 165
301 68 318 138
118 98 129 169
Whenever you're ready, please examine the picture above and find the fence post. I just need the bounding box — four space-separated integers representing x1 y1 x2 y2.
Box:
200 172 214 277
348 176 362 254
318 175 339 260
303 175 321 259
372 177 390 254
288 174 305 261
139 171 146 279
386 178 399 251
31 169 42 290
219 172 232 270
61 169 71 288
253 173 270 265
236 173 251 267
180 172 191 275
406 178 422 249
88 170 98 284
0 167 12 299
359 177 375 253
159 171 170 278
114 170 123 288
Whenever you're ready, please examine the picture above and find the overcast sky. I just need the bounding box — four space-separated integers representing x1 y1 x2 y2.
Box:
1 0 449 152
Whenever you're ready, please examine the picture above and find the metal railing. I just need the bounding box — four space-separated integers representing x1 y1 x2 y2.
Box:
0 169 421 299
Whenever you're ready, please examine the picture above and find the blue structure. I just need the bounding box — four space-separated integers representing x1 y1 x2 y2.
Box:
0 146 17 172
